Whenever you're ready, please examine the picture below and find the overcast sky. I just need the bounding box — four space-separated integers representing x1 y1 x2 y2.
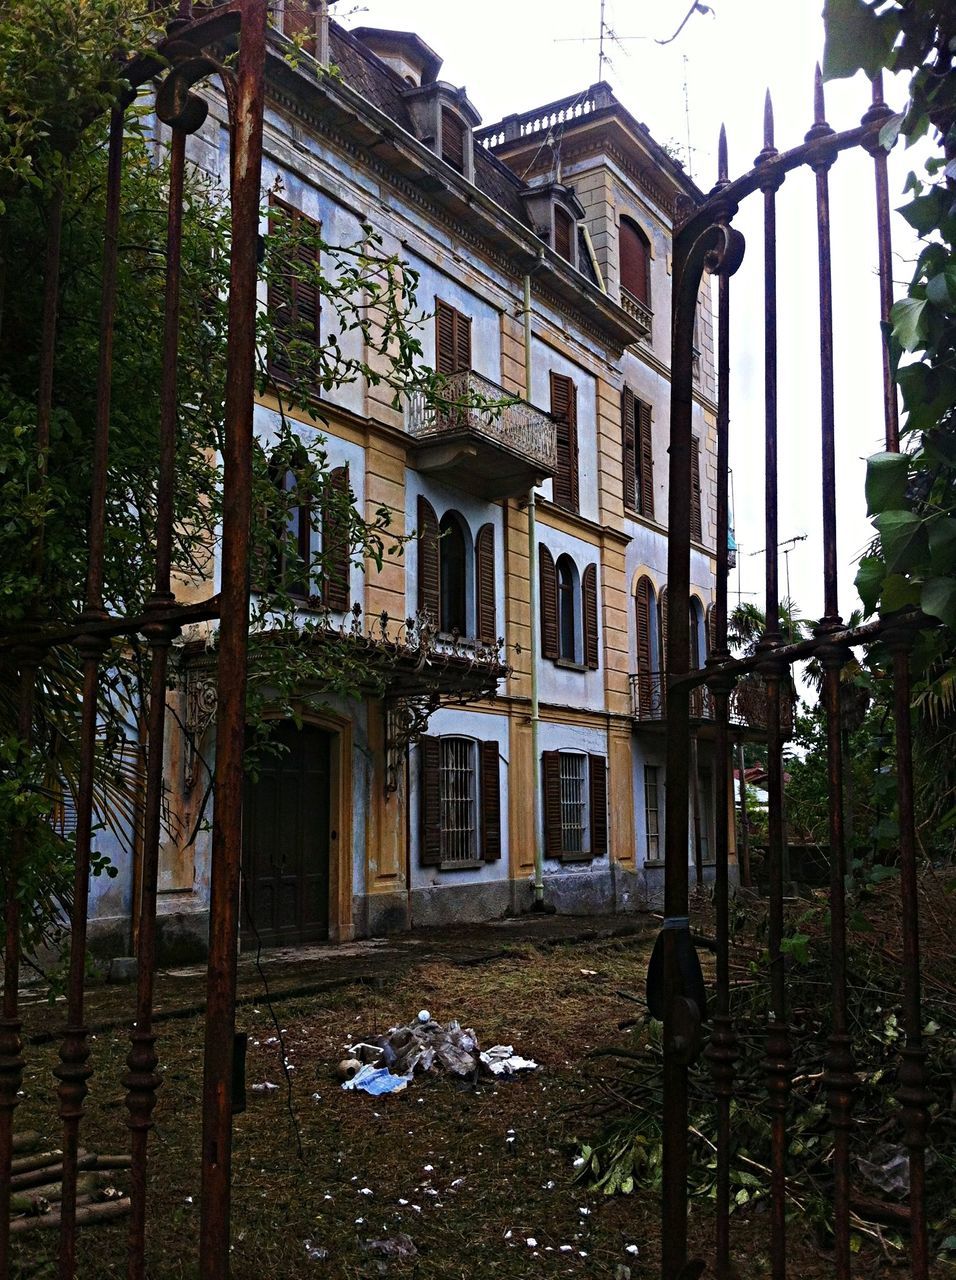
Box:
341 1 920 629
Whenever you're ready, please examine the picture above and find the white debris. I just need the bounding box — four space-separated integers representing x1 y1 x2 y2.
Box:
526 1238 537 1248
625 1244 640 1256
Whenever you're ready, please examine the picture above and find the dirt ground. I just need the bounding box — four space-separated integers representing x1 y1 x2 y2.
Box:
9 924 947 1279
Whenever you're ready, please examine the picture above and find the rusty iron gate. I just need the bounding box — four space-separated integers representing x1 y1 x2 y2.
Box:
659 71 935 1280
0 2 267 1278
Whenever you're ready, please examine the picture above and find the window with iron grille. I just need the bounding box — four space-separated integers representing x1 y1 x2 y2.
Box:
644 764 662 862
439 737 478 864
559 753 589 856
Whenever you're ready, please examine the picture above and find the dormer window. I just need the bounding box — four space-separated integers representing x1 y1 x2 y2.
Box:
553 206 575 264
441 108 467 175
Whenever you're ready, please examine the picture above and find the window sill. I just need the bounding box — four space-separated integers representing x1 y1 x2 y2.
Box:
439 859 485 872
558 850 595 864
554 658 587 672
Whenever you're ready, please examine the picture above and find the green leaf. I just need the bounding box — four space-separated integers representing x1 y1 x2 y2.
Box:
928 518 956 575
880 573 921 613
921 577 956 629
925 266 956 308
823 0 896 80
873 509 927 572
899 190 944 236
864 451 909 514
878 112 903 151
855 556 885 615
890 297 929 351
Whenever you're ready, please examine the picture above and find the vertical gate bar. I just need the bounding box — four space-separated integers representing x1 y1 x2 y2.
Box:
1 172 65 1280
862 75 899 452
124 124 187 1280
705 163 736 1276
889 635 929 1280
0 660 38 1280
806 67 855 1277
866 96 930 1276
755 91 792 1280
198 3 267 1273
736 738 751 888
55 106 124 1280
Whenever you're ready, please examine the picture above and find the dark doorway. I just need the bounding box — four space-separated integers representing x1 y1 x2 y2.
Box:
241 720 331 949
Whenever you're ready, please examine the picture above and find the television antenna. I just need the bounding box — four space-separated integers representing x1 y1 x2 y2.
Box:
555 1 715 60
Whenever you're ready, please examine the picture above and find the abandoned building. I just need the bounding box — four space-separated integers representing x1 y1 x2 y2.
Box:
86 12 746 961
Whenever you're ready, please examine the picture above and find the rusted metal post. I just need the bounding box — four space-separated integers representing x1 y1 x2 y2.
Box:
735 738 752 888
755 90 792 1280
124 123 187 1280
863 74 899 451
198 3 267 1274
805 67 855 1278
704 164 737 1277
55 106 124 1280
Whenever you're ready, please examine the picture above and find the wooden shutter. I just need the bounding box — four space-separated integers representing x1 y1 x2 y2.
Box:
659 585 669 677
550 371 579 512
539 543 559 661
441 108 466 173
622 387 637 511
268 196 321 380
620 217 649 305
417 495 440 621
542 750 563 857
480 740 502 862
582 563 599 670
706 603 717 658
454 312 471 373
419 736 442 866
321 464 350 611
638 399 654 518
435 300 456 376
635 576 653 711
690 435 703 542
475 522 496 644
589 754 608 856
554 206 573 262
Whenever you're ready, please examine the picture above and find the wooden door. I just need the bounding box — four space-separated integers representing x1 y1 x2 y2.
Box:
241 721 331 948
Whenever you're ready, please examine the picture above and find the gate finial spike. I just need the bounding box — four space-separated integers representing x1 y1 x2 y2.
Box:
764 89 774 147
814 62 826 124
718 123 728 181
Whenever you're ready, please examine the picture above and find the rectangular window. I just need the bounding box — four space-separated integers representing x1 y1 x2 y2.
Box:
267 196 321 383
435 299 472 376
644 764 661 862
439 738 478 864
549 371 579 513
622 388 654 517
559 754 589 856
441 108 466 174
690 435 703 542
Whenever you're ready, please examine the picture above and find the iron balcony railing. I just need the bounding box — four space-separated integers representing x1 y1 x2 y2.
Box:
620 286 653 336
630 671 792 734
405 369 557 473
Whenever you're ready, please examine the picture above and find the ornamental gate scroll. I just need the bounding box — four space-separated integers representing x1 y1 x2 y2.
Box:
656 73 936 1280
0 4 267 1279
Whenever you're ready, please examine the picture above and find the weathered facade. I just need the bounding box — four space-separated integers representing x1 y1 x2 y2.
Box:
87 14 732 960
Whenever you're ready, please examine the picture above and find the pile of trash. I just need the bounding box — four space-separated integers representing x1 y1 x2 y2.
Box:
337 1010 537 1095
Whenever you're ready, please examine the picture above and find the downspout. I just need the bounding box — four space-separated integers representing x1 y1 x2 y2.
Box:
523 270 545 908
580 223 606 294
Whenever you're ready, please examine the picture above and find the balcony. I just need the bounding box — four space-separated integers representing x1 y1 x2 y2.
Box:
406 370 557 500
629 671 793 739
620 287 653 339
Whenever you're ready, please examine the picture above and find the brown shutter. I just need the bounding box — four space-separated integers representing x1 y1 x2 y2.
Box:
480 740 502 862
435 300 456 376
322 463 350 611
622 387 637 511
554 206 573 262
420 736 442 866
706 603 717 658
454 312 471 373
589 755 608 856
475 522 496 644
417 495 440 621
542 751 563 857
659 585 669 677
638 399 654 518
539 543 558 661
635 576 653 710
690 435 703 542
619 218 649 305
582 563 599 670
268 196 321 380
550 372 579 513
441 108 466 173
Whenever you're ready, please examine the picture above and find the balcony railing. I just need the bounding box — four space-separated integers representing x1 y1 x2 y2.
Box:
405 370 557 474
475 83 617 149
620 287 653 338
630 671 794 736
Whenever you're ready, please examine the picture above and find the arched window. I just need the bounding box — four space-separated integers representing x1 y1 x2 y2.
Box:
557 555 579 662
635 575 660 718
439 512 467 635
619 216 650 307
